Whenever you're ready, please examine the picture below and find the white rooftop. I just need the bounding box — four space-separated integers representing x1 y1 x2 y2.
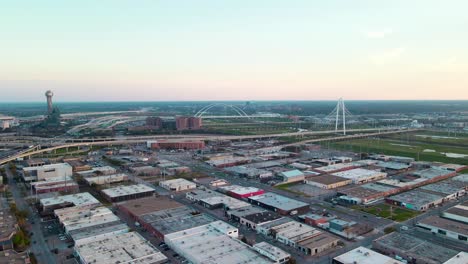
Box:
101 184 155 198
219 185 262 195
159 178 195 188
200 195 250 210
334 246 404 264
75 231 167 264
40 192 99 207
253 242 290 262
23 162 72 172
333 168 386 180
443 252 468 264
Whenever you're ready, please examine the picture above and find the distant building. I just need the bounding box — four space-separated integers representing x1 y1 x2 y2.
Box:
147 139 205 150
146 116 163 128
0 116 17 130
22 163 73 182
176 116 202 130
101 184 155 202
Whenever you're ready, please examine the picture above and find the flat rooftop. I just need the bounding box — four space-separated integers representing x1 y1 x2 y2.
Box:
227 206 266 218
443 252 468 264
374 232 459 264
40 192 99 208
306 175 351 185
248 192 309 211
418 215 468 236
200 195 250 210
118 196 183 217
243 211 281 224
376 161 411 170
159 178 195 187
314 162 361 173
253 242 290 262
419 179 466 195
140 206 214 235
339 186 382 199
165 221 273 264
334 246 404 264
23 162 71 172
333 168 386 181
0 250 30 264
413 168 452 179
219 185 263 195
272 220 319 241
298 232 339 249
387 189 444 208
74 231 167 264
101 184 155 198
69 222 129 242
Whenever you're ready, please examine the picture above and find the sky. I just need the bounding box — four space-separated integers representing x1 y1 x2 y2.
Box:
1 0 467 102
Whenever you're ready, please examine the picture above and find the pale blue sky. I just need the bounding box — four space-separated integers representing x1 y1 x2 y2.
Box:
1 0 467 101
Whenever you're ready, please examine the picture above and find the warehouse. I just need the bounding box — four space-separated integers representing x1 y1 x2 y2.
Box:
442 202 468 224
313 163 361 174
117 196 183 220
332 246 404 264
68 221 129 244
419 179 466 200
332 168 387 184
129 165 160 176
55 206 121 234
40 192 100 213
376 161 412 172
412 167 457 181
253 242 290 264
74 231 167 264
297 232 340 256
31 176 79 194
199 195 251 210
385 190 445 211
239 211 282 230
225 166 273 179
337 186 387 205
219 185 265 199
164 221 274 264
101 184 155 202
248 192 310 215
271 220 320 247
372 232 459 264
227 206 266 222
139 206 214 240
279 169 305 183
417 215 468 242
83 173 128 185
305 175 352 189
76 166 117 177
159 178 196 192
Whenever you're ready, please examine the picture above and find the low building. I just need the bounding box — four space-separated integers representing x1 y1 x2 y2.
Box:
101 184 155 202
376 161 412 172
159 178 196 192
305 175 352 189
63 158 92 172
225 166 273 179
22 163 73 182
165 221 274 264
442 202 468 224
333 246 404 264
74 231 167 264
419 179 466 200
300 213 333 227
227 206 267 222
31 176 79 194
240 211 282 230
253 242 291 264
219 185 265 199
147 139 205 150
279 169 305 183
0 250 30 264
199 195 251 210
248 192 310 215
117 196 183 220
206 156 251 168
129 165 160 176
314 163 361 174
385 189 445 211
297 232 340 256
0 200 18 251
271 220 320 247
76 166 117 177
138 206 214 240
40 192 100 213
443 252 468 264
83 173 129 185
417 215 468 242
332 168 387 184
372 232 459 264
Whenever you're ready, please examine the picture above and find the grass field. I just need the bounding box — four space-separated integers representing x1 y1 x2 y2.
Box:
353 203 420 222
331 136 468 165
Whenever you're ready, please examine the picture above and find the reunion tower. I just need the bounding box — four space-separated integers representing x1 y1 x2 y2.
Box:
45 90 54 114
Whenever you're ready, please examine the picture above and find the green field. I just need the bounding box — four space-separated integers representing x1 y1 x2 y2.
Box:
331 135 468 165
353 203 420 222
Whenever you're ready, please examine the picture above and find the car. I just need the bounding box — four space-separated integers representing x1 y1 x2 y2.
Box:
164 247 170 251
172 253 179 258
158 242 166 247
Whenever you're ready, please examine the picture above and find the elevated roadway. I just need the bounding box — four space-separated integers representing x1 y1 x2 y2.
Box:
0 128 417 165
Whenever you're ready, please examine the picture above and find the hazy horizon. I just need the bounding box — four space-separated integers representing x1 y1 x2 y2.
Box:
2 1 467 101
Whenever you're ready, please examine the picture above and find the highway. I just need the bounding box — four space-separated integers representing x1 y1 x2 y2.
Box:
0 128 417 166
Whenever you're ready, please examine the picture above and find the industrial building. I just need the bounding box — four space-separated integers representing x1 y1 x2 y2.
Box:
55 206 120 234
22 163 73 182
74 231 167 264
40 192 100 213
248 192 310 215
279 169 305 183
117 196 183 220
206 156 251 168
332 168 387 184
442 201 468 224
147 139 205 150
159 178 196 192
239 211 282 230
271 220 320 247
253 242 291 264
219 185 265 199
419 179 466 200
417 215 468 242
385 189 445 211
199 195 250 210
76 166 117 177
372 232 460 264
225 166 273 179
313 162 361 174
101 184 155 202
412 167 457 180
332 246 404 264
129 165 160 176
138 206 214 240
164 221 274 264
63 159 92 172
305 175 352 189
83 173 129 185
297 232 340 256
227 206 266 222
30 176 79 194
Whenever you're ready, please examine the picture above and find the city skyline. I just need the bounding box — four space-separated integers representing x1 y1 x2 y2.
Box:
1 1 468 102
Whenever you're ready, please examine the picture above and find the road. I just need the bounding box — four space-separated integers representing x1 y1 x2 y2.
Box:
5 166 56 264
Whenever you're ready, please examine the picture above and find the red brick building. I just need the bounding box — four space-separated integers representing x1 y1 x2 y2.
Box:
176 116 202 130
148 139 205 150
